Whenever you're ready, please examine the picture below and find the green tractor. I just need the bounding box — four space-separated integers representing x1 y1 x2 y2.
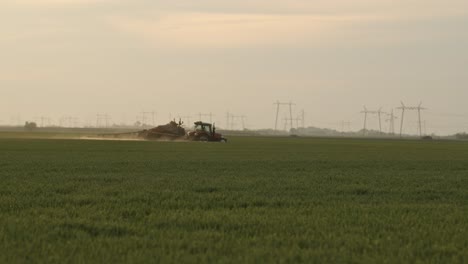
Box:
186 121 227 142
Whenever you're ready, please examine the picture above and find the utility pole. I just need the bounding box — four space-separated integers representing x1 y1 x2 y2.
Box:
397 102 426 137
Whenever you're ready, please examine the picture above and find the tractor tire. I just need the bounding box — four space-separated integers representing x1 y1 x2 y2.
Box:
198 135 209 142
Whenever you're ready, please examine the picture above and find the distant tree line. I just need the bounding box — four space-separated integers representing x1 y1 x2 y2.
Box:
455 132 468 140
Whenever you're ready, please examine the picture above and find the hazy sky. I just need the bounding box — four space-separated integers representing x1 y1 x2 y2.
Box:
1 0 467 134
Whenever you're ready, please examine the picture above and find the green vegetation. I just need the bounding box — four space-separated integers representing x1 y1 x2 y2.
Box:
1 135 468 263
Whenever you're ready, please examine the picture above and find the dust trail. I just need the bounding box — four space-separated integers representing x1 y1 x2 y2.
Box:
78 136 145 142
77 136 190 142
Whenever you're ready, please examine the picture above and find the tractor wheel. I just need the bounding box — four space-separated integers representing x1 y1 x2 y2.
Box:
198 135 209 142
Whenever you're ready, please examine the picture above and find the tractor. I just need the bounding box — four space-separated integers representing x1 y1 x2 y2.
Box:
186 121 227 142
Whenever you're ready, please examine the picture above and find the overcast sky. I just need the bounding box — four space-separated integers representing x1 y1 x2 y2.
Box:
1 0 467 134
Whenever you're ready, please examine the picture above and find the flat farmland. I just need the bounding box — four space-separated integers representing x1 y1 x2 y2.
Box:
1 136 468 263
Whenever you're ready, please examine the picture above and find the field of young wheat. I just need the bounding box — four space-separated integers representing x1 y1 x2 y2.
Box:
1 135 467 263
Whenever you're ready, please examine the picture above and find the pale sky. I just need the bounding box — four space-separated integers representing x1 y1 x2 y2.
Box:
1 0 467 134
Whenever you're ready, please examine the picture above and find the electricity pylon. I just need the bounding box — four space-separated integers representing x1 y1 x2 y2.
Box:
142 111 156 126
302 110 305 128
96 114 111 128
341 121 352 132
35 116 50 127
361 106 385 135
385 110 398 135
397 102 426 137
226 112 232 130
236 115 246 130
198 112 214 123
274 101 295 131
283 117 289 131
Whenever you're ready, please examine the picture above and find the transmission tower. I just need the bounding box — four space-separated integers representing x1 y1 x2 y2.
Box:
292 117 302 129
283 117 289 131
233 115 246 130
385 110 398 135
142 111 156 126
274 101 295 131
231 115 235 130
72 117 79 128
300 109 305 128
104 114 111 128
361 106 385 135
198 112 214 123
10 115 22 126
397 102 426 137
341 121 352 132
226 112 232 130
96 114 111 128
35 116 50 127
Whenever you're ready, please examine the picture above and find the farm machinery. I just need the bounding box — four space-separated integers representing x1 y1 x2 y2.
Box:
99 120 227 142
186 121 227 142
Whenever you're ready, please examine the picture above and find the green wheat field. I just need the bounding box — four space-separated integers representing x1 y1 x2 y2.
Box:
1 134 467 263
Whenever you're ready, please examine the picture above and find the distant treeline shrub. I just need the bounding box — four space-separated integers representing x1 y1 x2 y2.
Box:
455 132 468 139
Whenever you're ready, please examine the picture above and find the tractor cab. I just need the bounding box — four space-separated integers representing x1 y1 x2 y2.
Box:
194 122 213 135
187 121 227 142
